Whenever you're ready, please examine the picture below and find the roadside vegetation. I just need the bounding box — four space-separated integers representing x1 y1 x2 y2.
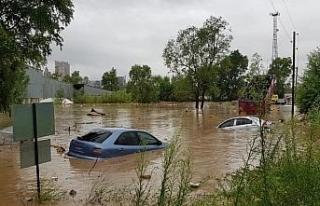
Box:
17 178 66 206
192 111 320 206
82 134 193 206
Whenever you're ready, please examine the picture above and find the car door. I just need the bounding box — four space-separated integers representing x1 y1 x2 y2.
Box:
234 117 254 130
137 131 163 151
113 131 141 156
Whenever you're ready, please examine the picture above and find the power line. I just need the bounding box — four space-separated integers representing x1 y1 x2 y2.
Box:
278 17 292 42
281 0 297 31
269 0 277 11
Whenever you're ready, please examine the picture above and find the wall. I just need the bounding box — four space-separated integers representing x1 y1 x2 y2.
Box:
24 67 110 103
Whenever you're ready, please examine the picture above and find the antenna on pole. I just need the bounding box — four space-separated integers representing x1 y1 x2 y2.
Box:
270 12 280 62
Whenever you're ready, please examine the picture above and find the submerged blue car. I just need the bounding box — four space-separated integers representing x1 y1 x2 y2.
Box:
67 127 166 160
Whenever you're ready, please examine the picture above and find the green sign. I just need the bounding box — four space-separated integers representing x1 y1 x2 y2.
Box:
20 139 51 169
12 103 55 142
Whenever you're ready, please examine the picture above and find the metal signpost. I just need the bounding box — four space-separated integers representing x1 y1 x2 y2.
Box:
12 102 55 199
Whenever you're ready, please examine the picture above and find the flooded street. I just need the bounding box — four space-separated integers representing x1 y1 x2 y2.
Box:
0 102 283 205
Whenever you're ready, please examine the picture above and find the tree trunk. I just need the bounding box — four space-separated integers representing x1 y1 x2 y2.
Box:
195 97 199 109
200 89 205 109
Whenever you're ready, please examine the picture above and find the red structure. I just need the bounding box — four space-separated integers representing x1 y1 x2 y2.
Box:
238 76 276 116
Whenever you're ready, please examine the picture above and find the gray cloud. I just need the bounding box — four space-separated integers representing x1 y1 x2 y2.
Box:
46 0 320 80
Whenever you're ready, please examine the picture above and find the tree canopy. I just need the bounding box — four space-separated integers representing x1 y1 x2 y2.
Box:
102 67 119 91
0 0 74 65
0 0 74 111
217 50 248 101
127 65 154 103
163 16 232 109
63 71 83 84
267 57 292 98
296 48 320 113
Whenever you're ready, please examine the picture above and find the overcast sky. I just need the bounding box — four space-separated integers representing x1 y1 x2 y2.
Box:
46 0 319 80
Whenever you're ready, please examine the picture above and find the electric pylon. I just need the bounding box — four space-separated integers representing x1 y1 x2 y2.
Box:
270 12 280 62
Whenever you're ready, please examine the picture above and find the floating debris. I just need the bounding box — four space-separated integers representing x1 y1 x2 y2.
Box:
87 108 106 116
75 121 100 125
140 174 151 180
69 189 77 196
189 182 201 189
53 145 66 153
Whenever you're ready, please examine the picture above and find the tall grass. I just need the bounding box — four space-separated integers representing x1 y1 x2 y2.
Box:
193 110 320 206
17 178 66 205
84 134 193 206
157 136 192 206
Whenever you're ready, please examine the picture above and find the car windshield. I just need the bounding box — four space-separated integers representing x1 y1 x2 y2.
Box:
78 130 112 143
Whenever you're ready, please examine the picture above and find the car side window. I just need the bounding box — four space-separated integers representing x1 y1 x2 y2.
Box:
137 132 159 145
115 132 140 145
219 119 235 128
236 118 252 126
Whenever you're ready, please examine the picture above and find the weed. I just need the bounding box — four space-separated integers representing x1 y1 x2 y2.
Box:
17 178 66 205
157 134 193 206
133 144 153 206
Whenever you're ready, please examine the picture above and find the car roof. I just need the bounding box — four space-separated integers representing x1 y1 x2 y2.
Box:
223 116 258 120
217 116 265 128
97 127 142 132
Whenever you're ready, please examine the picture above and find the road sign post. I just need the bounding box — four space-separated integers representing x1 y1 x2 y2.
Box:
12 102 55 199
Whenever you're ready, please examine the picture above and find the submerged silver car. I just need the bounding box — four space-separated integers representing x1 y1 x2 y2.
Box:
216 116 273 131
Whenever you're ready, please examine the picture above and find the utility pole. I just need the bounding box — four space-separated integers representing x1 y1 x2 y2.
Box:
291 31 296 119
270 12 280 62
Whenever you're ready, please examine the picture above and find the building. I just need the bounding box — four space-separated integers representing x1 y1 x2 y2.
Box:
55 61 70 80
83 76 89 85
87 80 102 88
43 67 51 78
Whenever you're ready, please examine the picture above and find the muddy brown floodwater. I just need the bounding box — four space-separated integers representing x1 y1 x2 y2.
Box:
0 102 283 206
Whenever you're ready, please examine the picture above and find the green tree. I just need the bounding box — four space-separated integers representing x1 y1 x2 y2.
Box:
267 57 292 98
217 50 248 101
0 61 29 112
151 75 162 102
150 75 175 102
158 76 174 101
101 67 119 91
63 71 83 84
126 65 154 103
51 72 61 80
163 16 232 109
296 48 320 113
55 88 64 99
0 0 74 111
242 75 272 100
171 74 193 102
247 53 264 80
